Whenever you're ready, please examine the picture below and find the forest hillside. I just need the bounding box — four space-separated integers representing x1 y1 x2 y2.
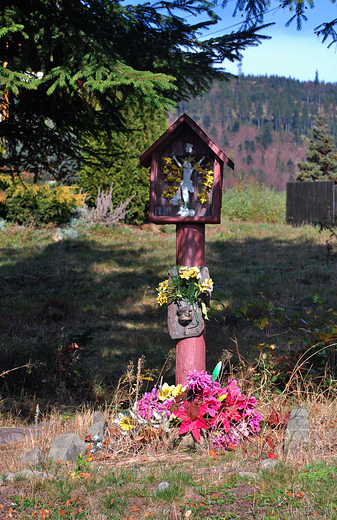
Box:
169 74 337 191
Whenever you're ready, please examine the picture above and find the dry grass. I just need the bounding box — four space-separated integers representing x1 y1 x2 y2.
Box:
2 385 337 519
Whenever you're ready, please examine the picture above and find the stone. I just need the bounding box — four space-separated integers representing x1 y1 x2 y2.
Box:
93 411 105 424
48 433 86 462
0 427 37 446
238 471 257 479
0 422 56 446
284 407 309 454
21 447 44 466
5 470 54 482
259 459 279 471
166 428 180 448
86 412 106 441
179 432 197 450
86 423 104 440
153 481 170 494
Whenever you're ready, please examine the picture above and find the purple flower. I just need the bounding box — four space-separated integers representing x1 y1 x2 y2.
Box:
137 387 173 419
212 429 240 450
249 410 262 434
186 370 220 395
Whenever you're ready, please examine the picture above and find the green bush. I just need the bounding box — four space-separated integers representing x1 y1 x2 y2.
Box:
78 105 168 225
222 182 286 223
0 176 84 225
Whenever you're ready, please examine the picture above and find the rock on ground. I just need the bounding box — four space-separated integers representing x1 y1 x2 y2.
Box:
48 433 86 462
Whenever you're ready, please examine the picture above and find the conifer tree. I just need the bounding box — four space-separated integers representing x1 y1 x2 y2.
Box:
297 114 337 182
2 0 337 199
0 0 272 184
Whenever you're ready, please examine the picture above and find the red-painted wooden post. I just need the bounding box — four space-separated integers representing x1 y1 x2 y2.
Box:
175 223 206 384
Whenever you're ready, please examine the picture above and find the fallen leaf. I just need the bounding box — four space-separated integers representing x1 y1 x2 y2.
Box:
78 472 91 478
110 499 114 505
131 508 140 512
134 435 145 443
268 452 278 459
296 492 304 498
267 437 275 449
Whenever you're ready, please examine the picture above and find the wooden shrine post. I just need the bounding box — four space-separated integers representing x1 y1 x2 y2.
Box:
175 222 206 384
140 114 234 385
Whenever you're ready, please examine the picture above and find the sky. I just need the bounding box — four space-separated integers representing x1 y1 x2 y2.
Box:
198 0 337 83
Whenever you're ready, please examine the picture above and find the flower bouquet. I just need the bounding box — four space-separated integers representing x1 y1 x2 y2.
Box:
157 266 213 321
117 368 262 451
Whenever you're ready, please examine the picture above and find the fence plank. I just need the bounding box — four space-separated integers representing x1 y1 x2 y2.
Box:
286 181 335 226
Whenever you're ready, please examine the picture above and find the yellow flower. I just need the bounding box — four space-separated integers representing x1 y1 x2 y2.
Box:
189 266 201 279
197 188 209 205
171 384 183 397
157 292 168 306
179 267 191 280
198 278 214 293
157 280 169 292
119 416 134 431
158 383 175 401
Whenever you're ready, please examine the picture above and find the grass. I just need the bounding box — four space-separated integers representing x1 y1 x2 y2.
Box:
0 211 337 413
222 182 286 223
1 209 337 518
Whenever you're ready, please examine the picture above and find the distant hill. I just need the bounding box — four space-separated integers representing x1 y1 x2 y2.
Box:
169 74 337 191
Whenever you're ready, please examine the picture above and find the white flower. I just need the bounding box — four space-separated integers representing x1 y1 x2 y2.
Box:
172 192 181 206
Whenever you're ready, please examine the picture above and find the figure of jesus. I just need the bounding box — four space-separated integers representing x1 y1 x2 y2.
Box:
172 144 205 216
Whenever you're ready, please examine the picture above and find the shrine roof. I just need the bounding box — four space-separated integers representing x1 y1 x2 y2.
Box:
140 113 234 170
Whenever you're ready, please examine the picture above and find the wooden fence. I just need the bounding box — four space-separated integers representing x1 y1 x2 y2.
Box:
286 181 336 226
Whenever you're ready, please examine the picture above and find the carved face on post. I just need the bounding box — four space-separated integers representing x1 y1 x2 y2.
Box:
176 303 193 326
166 266 211 340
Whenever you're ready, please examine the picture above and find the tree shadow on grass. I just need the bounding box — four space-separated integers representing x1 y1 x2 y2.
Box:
0 238 175 407
0 229 336 409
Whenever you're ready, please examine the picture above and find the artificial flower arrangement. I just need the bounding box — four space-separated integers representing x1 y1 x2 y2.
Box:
116 366 262 451
157 266 214 319
161 156 214 205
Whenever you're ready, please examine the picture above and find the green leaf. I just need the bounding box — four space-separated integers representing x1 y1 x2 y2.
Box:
212 361 222 382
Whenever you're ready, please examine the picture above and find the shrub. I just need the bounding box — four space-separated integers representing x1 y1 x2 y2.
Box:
222 182 286 223
0 175 85 225
78 105 168 225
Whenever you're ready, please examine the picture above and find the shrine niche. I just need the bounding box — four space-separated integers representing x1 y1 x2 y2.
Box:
140 113 234 224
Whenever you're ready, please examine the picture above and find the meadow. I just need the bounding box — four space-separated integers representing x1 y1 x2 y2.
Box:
1 186 337 518
0 184 336 410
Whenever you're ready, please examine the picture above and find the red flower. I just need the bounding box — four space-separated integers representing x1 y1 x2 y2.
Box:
173 401 210 442
210 406 241 432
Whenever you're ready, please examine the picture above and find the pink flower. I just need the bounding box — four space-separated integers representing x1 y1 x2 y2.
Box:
173 401 210 442
249 411 262 434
